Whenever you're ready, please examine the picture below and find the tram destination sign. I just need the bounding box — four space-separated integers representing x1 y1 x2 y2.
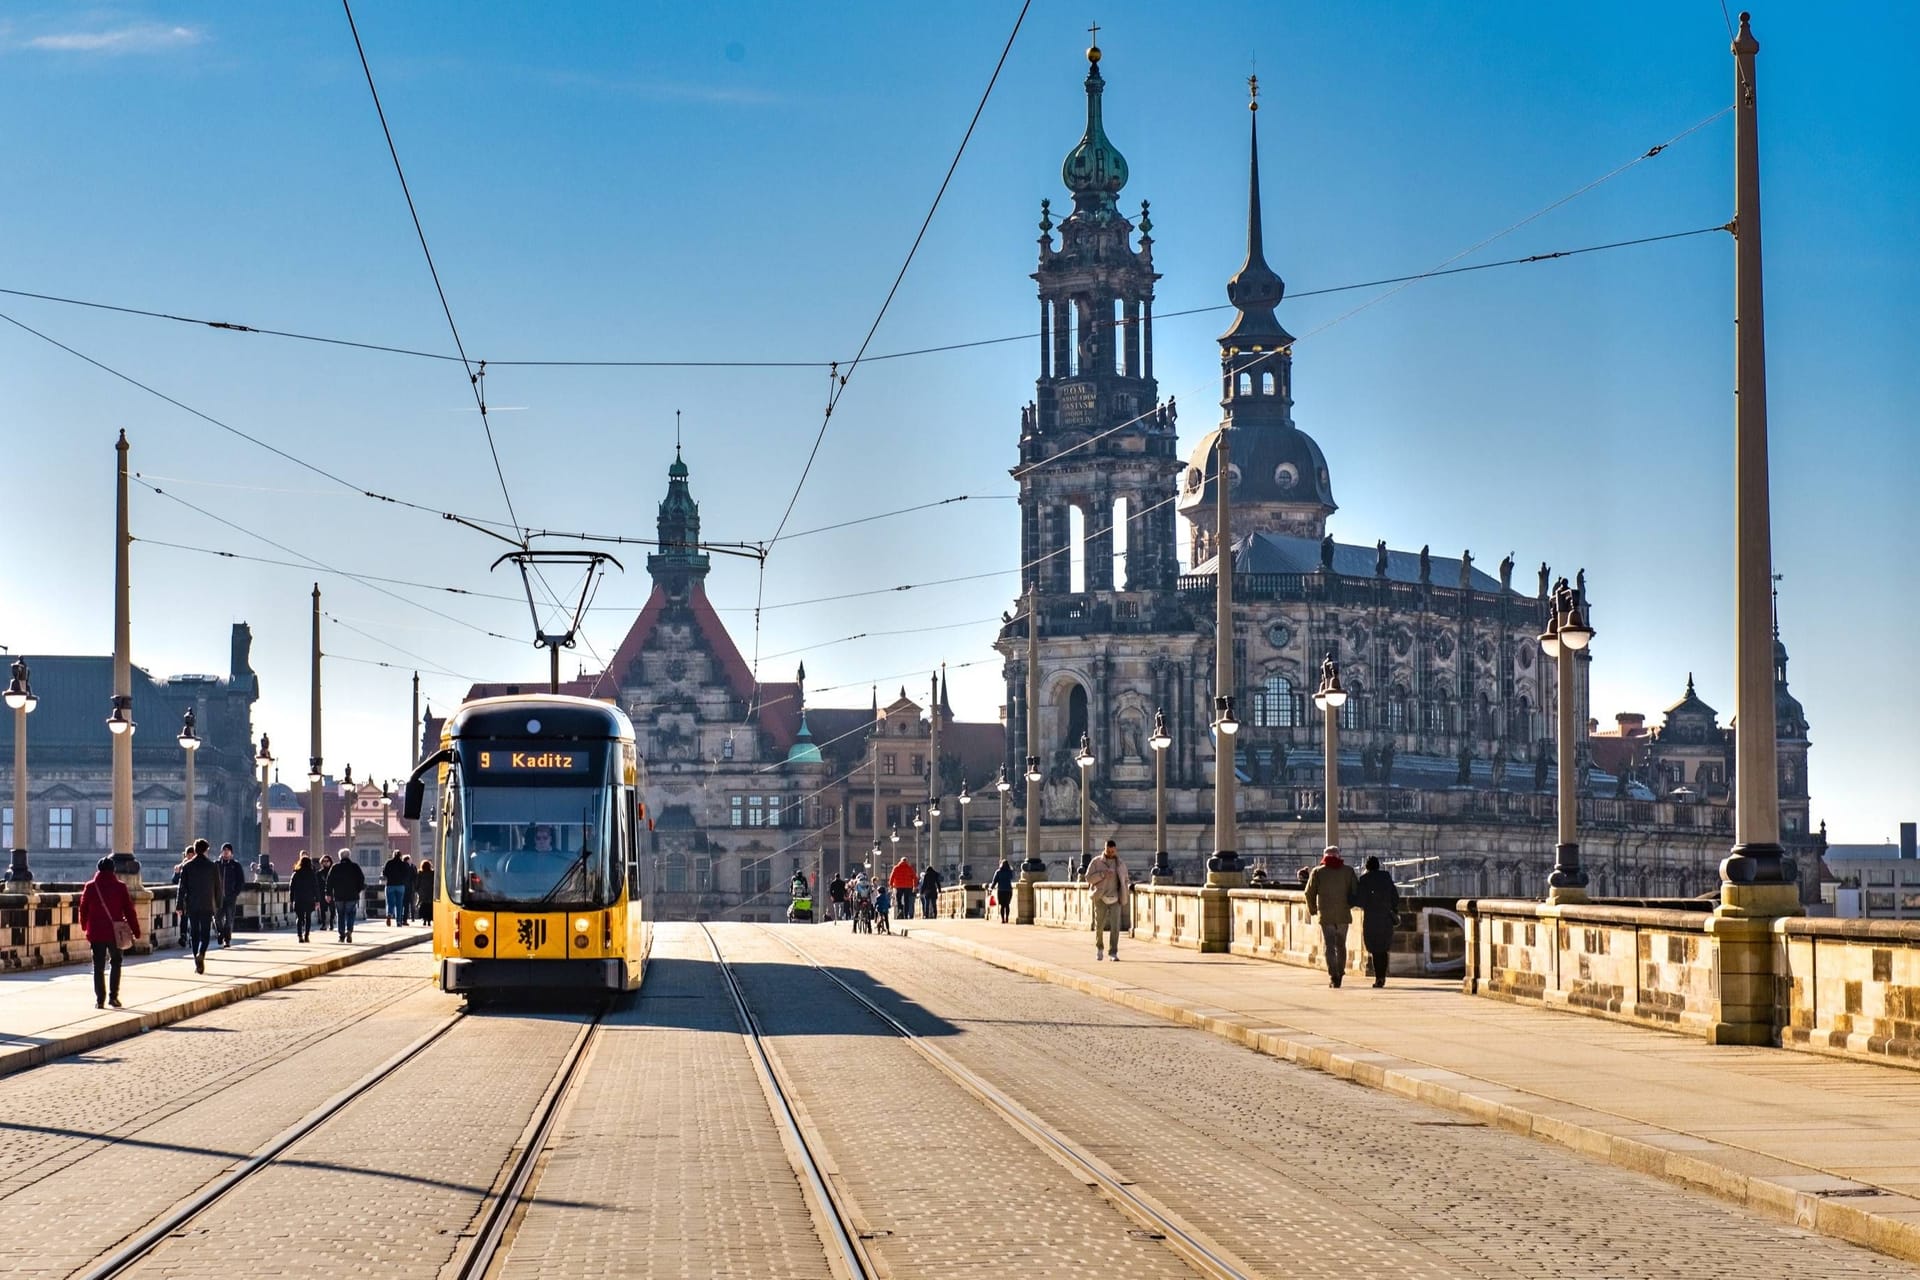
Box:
474 745 591 775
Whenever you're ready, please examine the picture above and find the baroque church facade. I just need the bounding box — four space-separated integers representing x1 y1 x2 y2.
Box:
994 45 1820 900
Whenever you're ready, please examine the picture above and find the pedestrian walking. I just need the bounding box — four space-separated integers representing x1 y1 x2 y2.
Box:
990 858 1015 924
888 855 918 920
413 859 435 926
78 857 140 1008
1303 847 1359 987
316 853 335 932
328 849 366 942
177 839 221 973
289 853 321 942
827 873 847 923
216 843 246 945
382 851 410 926
1353 855 1402 988
919 863 942 920
1086 839 1130 961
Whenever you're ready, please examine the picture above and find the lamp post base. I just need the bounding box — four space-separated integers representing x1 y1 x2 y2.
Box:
1717 841 1803 918
1150 851 1172 883
6 847 33 891
1546 843 1588 901
1204 850 1243 889
109 852 142 880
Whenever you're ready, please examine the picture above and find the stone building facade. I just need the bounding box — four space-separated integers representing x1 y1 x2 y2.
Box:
994 47 1819 900
0 625 261 884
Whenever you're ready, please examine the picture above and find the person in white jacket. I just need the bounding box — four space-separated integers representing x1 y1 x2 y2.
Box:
1085 839 1130 961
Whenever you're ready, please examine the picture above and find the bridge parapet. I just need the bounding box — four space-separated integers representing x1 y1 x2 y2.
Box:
0 883 298 972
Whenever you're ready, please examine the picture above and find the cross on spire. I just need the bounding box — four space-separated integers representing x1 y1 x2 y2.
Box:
1088 20 1100 43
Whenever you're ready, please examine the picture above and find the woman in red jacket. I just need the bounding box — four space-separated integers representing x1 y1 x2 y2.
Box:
78 857 141 1010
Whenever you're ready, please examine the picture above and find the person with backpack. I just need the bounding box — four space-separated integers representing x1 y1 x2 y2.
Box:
78 857 141 1009
328 850 367 943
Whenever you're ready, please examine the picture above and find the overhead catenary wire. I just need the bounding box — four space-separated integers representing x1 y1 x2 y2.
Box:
764 0 1032 548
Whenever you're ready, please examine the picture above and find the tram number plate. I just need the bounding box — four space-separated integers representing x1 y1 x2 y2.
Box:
475 746 590 774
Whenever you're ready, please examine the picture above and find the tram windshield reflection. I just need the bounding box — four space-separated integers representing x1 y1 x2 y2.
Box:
451 745 617 908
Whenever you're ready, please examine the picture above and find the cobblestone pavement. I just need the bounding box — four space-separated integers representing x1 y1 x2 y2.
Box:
715 925 1196 1279
495 926 835 1280
786 925 1920 1279
0 949 452 1280
118 1005 588 1280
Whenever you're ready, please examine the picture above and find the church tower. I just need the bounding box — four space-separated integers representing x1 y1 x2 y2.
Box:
1018 38 1181 599
1178 79 1337 562
646 446 711 601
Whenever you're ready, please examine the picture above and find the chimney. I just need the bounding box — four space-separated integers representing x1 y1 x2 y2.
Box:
1901 822 1916 860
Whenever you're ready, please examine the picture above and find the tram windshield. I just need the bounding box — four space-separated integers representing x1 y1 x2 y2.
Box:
446 741 619 909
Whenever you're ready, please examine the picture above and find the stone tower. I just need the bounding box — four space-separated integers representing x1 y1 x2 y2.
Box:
1018 39 1181 599
646 446 711 601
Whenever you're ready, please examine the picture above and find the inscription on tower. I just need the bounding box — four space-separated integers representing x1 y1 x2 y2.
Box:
1058 381 1097 427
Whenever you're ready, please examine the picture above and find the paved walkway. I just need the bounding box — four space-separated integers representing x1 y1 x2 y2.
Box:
0 922 432 1079
904 916 1920 1264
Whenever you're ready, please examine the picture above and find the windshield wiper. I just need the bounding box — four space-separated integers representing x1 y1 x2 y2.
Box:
536 850 592 906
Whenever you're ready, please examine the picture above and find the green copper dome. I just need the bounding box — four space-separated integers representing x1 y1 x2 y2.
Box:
1062 46 1128 215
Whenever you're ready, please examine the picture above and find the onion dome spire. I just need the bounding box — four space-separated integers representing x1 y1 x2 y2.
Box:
1061 34 1129 216
1220 76 1294 346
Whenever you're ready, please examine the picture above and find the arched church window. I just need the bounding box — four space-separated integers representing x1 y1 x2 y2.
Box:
1252 674 1297 728
1063 683 1089 752
1339 683 1363 731
665 853 689 893
1261 371 1275 395
1385 689 1408 732
1237 372 1253 396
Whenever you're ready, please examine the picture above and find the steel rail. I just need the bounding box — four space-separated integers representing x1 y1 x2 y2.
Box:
699 924 874 1280
760 926 1257 1280
80 1006 466 1280
449 1006 606 1279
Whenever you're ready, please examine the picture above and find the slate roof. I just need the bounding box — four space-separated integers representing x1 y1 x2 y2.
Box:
1191 532 1517 595
0 657 241 754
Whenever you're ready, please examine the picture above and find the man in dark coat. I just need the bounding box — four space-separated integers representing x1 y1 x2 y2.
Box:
176 840 222 973
216 844 247 946
383 851 411 927
327 851 367 943
289 854 321 942
1353 855 1402 988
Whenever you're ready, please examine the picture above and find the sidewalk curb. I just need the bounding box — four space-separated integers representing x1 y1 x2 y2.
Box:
909 927 1920 1266
0 933 428 1082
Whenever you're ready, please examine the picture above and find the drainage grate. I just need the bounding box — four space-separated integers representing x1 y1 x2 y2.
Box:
1819 1187 1887 1198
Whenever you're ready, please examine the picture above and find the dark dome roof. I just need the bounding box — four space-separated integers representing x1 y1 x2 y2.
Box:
1178 424 1335 515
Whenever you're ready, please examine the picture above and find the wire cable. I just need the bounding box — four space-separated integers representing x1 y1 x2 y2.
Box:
341 0 523 542
765 0 1031 547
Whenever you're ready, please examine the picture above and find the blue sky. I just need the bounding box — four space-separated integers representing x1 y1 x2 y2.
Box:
1 3 1912 841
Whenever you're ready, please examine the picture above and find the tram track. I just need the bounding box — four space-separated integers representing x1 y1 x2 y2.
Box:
699 923 875 1280
76 997 610 1280
752 925 1258 1280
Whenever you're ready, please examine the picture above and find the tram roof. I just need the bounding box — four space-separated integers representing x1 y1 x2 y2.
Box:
449 693 634 741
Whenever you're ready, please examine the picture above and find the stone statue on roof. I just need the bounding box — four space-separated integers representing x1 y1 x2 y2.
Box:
1460 550 1473 590
1500 554 1515 591
1379 739 1394 786
1538 562 1550 600
1375 540 1388 577
1420 545 1432 584
1320 533 1335 572
1456 741 1473 785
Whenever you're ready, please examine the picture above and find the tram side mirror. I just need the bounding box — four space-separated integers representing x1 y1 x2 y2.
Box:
403 776 426 822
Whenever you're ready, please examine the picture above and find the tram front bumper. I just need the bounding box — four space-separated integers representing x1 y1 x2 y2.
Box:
442 957 626 993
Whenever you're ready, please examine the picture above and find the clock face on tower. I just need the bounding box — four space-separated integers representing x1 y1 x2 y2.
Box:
1267 621 1292 650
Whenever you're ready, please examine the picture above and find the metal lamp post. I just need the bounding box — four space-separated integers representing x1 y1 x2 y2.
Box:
1075 733 1094 878
177 707 201 851
888 825 900 919
1540 578 1593 903
255 734 274 876
1312 655 1348 855
1149 708 1172 881
995 766 1011 870
6 658 38 887
957 782 972 886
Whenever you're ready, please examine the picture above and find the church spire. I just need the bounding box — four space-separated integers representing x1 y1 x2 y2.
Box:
1220 77 1293 347
1061 33 1129 217
645 445 711 598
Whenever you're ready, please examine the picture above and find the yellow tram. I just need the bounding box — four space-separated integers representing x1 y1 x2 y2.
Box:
403 694 649 995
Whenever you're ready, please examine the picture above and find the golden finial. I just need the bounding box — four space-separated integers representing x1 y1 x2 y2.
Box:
1087 20 1101 63
1248 74 1259 112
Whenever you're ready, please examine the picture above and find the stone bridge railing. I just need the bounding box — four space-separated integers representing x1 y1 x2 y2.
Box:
1460 899 1920 1069
935 885 988 919
1 882 297 972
